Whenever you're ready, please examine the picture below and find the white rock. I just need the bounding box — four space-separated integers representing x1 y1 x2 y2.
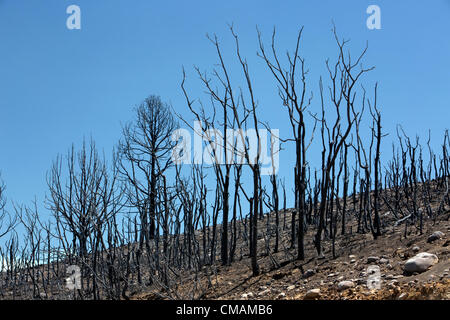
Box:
258 289 270 296
398 293 408 300
303 288 321 299
287 285 296 291
327 273 336 278
404 252 439 273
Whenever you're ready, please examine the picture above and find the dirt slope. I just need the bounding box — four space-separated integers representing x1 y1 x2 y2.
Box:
133 212 450 300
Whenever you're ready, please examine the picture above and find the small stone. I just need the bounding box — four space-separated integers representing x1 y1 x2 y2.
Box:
427 231 445 243
412 246 420 253
258 289 270 296
287 285 296 291
337 280 355 291
379 258 389 264
398 293 408 300
277 292 286 299
303 288 321 300
388 280 399 288
350 259 356 263
367 256 380 263
349 255 357 259
303 269 315 279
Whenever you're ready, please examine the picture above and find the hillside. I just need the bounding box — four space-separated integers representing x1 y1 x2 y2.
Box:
132 189 450 300
1 179 449 300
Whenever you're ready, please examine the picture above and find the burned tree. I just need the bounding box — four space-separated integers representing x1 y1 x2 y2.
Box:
118 95 177 245
47 140 123 260
180 67 235 266
369 84 384 238
0 174 16 240
314 28 374 257
258 26 314 260
181 26 268 276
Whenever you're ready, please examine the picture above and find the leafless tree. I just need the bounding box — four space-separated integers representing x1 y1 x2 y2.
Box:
47 139 120 259
118 95 177 251
314 27 374 257
0 174 16 240
258 26 315 260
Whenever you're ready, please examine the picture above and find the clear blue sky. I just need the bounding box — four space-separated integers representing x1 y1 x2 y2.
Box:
0 0 449 216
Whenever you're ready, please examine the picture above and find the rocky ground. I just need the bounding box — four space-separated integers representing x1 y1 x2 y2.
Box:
134 211 450 300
